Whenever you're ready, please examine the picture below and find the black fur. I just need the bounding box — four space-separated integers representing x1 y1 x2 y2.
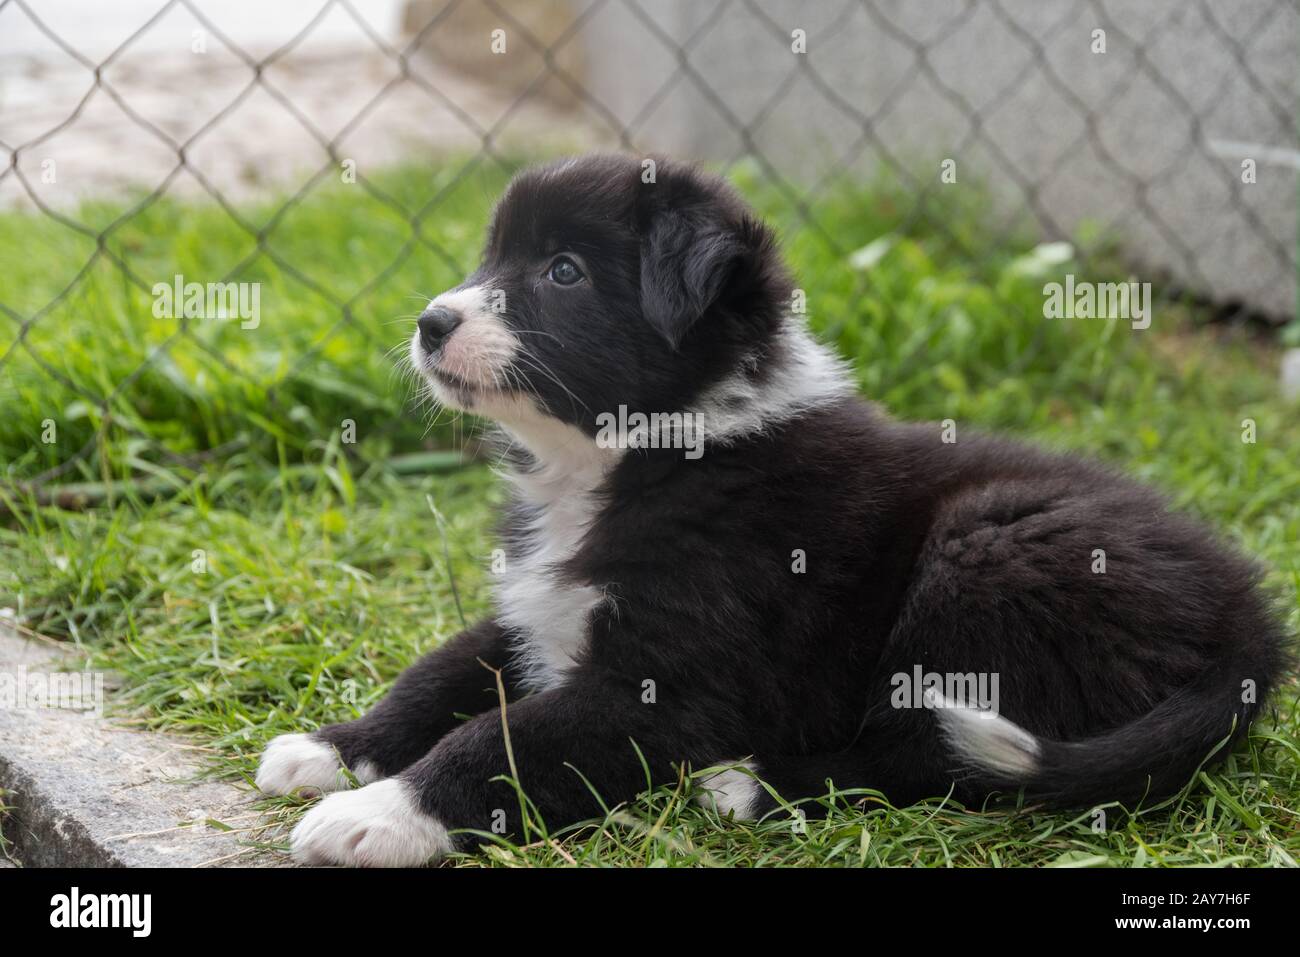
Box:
305 154 1289 851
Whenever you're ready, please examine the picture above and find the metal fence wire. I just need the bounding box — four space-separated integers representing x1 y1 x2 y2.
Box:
1 0 1296 493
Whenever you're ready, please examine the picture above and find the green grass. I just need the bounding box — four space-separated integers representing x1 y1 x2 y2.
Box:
1 157 1298 867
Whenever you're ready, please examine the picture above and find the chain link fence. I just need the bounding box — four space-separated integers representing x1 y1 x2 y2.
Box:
2 0 1296 494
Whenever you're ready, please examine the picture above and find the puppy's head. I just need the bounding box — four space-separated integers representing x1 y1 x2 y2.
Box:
409 154 791 437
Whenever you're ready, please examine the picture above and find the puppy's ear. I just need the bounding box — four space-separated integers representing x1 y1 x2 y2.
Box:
639 207 746 348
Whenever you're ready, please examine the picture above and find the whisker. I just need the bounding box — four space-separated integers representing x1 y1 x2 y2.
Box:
511 328 567 348
511 345 592 418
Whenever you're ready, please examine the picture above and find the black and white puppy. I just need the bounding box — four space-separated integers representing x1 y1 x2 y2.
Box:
257 154 1288 867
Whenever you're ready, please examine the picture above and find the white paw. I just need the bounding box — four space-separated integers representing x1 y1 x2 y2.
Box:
291 779 452 867
695 761 761 820
256 733 349 797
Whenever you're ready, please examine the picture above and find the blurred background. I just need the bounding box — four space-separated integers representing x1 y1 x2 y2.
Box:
3 0 1298 489
1 0 1298 823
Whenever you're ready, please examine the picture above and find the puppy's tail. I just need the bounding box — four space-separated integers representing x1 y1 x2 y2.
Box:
929 657 1274 808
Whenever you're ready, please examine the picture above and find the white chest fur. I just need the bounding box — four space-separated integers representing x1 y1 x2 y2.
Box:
493 419 618 691
486 324 849 691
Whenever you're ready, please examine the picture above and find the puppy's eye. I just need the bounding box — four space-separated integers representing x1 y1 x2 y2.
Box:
547 256 584 286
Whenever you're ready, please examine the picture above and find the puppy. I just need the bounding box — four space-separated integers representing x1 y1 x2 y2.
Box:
258 154 1288 867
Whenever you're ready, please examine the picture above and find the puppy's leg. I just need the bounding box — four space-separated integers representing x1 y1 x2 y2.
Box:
695 722 956 821
290 673 704 866
256 618 521 796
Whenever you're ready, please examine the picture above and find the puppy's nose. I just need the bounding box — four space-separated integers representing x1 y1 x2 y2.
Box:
417 305 462 353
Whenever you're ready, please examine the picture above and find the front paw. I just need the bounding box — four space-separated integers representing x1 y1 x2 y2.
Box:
291 779 453 867
256 733 352 797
